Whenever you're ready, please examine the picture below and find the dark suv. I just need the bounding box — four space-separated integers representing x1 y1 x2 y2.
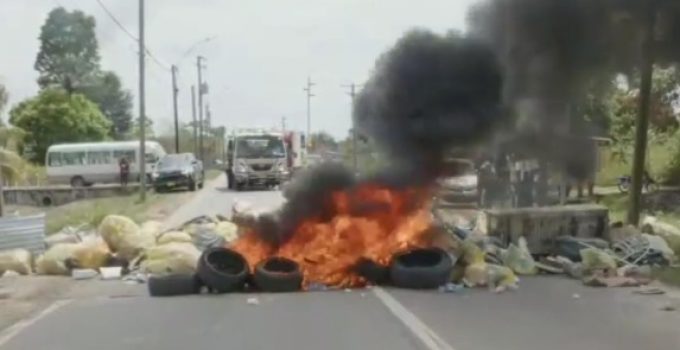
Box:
152 153 204 192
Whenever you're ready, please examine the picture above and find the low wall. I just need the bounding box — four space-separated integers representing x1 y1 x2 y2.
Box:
3 184 141 207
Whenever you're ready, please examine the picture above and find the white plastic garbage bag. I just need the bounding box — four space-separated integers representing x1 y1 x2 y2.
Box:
500 237 538 275
157 231 193 245
141 242 201 275
36 243 80 275
98 215 155 261
0 249 32 275
215 221 239 243
580 248 617 274
140 220 163 239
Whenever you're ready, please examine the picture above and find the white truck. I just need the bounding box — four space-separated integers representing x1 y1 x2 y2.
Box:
226 128 291 190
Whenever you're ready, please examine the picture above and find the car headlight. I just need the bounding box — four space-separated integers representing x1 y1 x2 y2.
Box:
235 160 248 173
182 168 193 175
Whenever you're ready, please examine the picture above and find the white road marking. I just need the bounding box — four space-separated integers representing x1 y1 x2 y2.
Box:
0 299 72 348
373 287 456 350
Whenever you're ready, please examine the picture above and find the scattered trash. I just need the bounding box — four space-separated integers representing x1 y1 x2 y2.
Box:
583 275 644 288
613 234 672 266
360 292 367 297
535 257 564 274
642 216 680 257
247 297 259 305
572 293 581 299
580 248 617 274
45 231 81 248
141 242 201 275
157 231 193 245
554 236 609 262
191 225 226 251
500 237 538 275
35 243 80 275
344 288 352 293
555 256 584 279
71 268 98 280
660 304 677 312
99 215 155 262
122 270 147 284
140 221 163 239
633 287 665 295
438 282 465 293
100 266 123 280
0 249 32 275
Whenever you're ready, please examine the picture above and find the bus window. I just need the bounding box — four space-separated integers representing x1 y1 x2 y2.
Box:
113 150 136 163
87 151 112 165
48 152 62 167
62 152 86 165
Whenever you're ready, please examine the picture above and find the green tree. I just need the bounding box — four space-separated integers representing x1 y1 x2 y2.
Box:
309 131 338 153
35 7 100 91
35 7 133 137
9 88 111 162
86 71 133 138
0 83 7 117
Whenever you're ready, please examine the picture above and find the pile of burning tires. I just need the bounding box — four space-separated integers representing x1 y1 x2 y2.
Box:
148 247 453 296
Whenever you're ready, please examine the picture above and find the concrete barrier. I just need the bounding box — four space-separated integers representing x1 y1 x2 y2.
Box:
3 184 142 207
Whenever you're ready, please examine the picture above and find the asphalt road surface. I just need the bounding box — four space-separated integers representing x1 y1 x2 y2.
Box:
1 175 679 350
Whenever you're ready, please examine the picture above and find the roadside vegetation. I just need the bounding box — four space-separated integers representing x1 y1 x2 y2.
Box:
44 191 191 234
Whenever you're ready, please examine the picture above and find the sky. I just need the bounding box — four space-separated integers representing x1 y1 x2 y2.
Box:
0 0 476 140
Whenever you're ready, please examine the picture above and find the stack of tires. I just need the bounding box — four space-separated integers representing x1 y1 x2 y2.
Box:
148 248 304 297
148 246 455 296
355 248 454 289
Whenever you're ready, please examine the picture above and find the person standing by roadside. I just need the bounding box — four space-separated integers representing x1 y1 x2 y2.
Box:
119 157 130 186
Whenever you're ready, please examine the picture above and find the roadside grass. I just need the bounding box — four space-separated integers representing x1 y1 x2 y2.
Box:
596 143 673 186
45 193 165 234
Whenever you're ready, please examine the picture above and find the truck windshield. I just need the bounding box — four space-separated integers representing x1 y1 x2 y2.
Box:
235 136 285 158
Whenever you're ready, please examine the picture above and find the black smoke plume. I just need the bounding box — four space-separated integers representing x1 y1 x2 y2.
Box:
354 30 503 175
468 0 680 179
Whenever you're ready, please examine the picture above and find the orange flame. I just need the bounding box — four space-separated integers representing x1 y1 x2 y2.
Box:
230 184 434 288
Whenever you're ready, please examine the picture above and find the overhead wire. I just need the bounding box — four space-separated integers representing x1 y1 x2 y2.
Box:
94 0 170 71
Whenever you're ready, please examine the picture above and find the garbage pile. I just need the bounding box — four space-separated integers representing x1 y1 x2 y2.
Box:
0 214 239 284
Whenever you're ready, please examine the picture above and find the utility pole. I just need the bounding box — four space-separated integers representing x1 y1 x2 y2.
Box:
628 2 657 225
0 171 4 217
342 83 361 173
197 56 206 162
303 77 314 148
281 116 287 133
191 85 197 155
171 65 180 153
138 0 147 201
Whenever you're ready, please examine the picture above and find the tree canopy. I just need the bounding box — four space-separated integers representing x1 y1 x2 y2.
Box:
9 88 111 162
35 7 133 138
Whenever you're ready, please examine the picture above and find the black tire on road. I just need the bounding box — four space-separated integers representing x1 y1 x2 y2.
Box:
197 247 249 293
189 178 197 191
355 258 390 285
148 274 202 297
253 257 303 292
617 182 629 193
390 248 453 289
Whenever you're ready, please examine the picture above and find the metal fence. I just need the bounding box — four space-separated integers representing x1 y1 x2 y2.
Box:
0 214 46 255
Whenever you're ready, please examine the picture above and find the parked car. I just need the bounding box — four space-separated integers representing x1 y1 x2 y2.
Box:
436 158 478 203
152 153 204 192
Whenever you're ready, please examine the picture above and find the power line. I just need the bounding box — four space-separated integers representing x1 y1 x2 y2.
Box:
94 0 169 71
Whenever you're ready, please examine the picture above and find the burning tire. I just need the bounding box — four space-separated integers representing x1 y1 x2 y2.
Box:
148 274 202 297
390 248 453 289
197 247 249 293
355 258 390 285
253 257 303 292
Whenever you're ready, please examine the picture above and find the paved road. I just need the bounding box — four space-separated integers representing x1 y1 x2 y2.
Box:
2 176 679 350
